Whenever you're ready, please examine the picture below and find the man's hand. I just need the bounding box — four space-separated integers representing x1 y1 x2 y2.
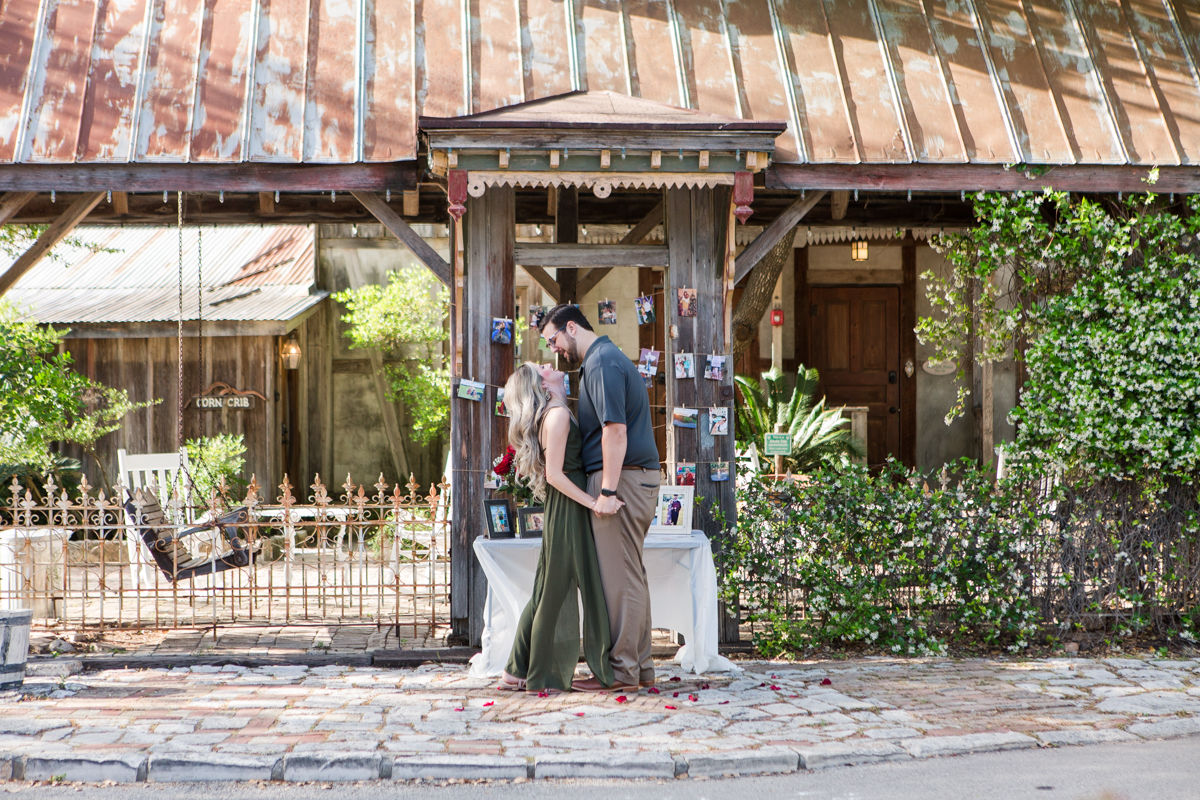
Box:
592 495 623 517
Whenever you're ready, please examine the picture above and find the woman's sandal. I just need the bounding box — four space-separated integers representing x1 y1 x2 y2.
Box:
495 672 526 692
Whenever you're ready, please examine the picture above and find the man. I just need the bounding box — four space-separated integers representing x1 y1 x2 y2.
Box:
539 304 661 692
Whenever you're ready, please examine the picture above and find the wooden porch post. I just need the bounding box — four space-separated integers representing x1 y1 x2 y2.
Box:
450 185 516 646
664 186 739 643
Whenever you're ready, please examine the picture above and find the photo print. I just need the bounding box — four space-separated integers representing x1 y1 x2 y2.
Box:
598 300 617 325
495 387 508 417
674 352 695 379
650 486 694 534
635 295 656 325
672 407 698 429
518 507 545 538
677 288 698 318
484 499 516 539
457 379 486 402
704 354 727 381
710 461 730 482
528 306 546 329
638 348 662 389
491 317 513 344
638 348 661 373
708 407 729 436
675 462 696 486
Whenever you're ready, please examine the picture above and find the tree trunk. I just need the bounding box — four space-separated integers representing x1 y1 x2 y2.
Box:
730 229 798 362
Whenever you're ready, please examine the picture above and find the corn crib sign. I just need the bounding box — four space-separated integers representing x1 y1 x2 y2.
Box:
1 472 451 639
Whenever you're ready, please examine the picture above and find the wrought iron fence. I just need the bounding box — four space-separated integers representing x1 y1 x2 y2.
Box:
1 472 451 640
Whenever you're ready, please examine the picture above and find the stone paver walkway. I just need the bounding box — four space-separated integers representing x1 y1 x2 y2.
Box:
3 655 1200 782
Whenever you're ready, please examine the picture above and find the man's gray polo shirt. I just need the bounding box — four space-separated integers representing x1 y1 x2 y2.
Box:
577 335 660 475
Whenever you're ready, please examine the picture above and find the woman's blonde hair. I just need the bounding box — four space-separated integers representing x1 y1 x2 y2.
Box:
504 362 559 503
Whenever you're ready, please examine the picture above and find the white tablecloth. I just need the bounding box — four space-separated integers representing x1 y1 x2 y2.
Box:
469 531 737 678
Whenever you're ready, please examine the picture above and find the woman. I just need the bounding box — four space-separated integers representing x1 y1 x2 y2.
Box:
495 362 617 694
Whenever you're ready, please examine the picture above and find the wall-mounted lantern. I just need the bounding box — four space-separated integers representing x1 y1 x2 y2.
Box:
851 240 869 261
282 333 302 370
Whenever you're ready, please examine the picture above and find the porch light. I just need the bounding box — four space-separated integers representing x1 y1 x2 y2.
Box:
283 333 302 370
851 240 869 261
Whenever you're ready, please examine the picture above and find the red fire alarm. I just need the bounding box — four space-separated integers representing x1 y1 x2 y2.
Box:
770 309 785 327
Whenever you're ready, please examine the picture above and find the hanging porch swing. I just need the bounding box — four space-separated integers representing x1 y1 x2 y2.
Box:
121 192 257 584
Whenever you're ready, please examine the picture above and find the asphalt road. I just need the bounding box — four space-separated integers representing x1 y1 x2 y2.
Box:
5 738 1195 800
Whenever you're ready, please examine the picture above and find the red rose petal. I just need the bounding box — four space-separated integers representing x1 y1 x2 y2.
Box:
821 678 832 686
483 701 494 707
575 712 585 717
719 700 730 705
701 684 710 690
616 695 628 703
648 687 660 694
687 694 698 702
664 705 677 710
673 692 679 698
770 685 781 691
669 677 682 682
454 708 464 712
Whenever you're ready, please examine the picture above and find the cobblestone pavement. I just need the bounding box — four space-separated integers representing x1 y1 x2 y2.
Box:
3 655 1200 782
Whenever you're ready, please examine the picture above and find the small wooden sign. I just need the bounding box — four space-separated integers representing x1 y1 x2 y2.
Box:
763 433 791 456
194 394 256 410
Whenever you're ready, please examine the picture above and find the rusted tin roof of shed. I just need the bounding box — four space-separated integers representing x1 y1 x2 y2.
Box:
5 224 325 323
1 0 1197 168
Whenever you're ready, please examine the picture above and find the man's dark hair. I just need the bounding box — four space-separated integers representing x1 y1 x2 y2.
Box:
540 303 593 334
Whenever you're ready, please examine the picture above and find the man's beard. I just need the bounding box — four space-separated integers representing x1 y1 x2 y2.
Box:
560 335 582 364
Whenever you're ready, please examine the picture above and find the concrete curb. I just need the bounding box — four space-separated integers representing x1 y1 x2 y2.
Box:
22 753 146 783
534 752 676 779
21 647 484 673
148 754 281 782
4 729 1200 784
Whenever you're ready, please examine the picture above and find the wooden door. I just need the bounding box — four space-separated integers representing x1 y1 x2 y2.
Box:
810 287 900 467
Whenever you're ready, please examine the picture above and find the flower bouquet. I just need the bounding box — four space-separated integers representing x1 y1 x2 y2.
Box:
491 446 535 505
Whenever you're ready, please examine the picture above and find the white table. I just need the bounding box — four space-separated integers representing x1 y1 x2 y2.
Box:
469 531 738 678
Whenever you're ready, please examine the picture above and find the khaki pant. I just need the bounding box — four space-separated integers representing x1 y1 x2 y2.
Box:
587 468 660 687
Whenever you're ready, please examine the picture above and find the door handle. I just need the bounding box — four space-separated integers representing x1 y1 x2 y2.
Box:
889 406 898 414
888 370 898 384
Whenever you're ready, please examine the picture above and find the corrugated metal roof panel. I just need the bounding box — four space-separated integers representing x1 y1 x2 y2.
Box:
5 224 315 291
8 285 326 324
0 0 1195 166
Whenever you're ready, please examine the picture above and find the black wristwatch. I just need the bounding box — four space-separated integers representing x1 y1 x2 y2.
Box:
600 488 618 497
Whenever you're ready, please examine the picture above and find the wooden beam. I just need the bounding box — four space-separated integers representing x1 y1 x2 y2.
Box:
515 243 669 268
111 191 129 215
0 192 104 296
900 234 917 469
351 190 452 287
520 265 561 302
767 163 1200 193
0 163 418 192
0 192 36 224
733 190 825 285
576 200 664 297
258 191 275 214
830 190 849 220
554 186 578 303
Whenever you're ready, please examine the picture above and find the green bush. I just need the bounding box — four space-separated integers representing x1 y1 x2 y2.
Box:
184 434 248 502
719 461 1050 656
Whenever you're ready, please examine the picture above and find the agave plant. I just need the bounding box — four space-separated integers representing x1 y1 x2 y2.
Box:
734 365 864 473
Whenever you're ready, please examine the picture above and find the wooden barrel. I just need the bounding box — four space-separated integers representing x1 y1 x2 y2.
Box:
0 609 32 689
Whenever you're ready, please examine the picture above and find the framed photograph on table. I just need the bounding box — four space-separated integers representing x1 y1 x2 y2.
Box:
517 507 545 538
648 485 694 535
484 499 517 539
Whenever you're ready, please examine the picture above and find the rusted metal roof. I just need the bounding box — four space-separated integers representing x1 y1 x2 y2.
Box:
0 0 1197 168
5 224 325 324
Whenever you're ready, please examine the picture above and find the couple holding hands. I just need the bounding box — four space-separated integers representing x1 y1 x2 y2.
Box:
496 304 661 694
